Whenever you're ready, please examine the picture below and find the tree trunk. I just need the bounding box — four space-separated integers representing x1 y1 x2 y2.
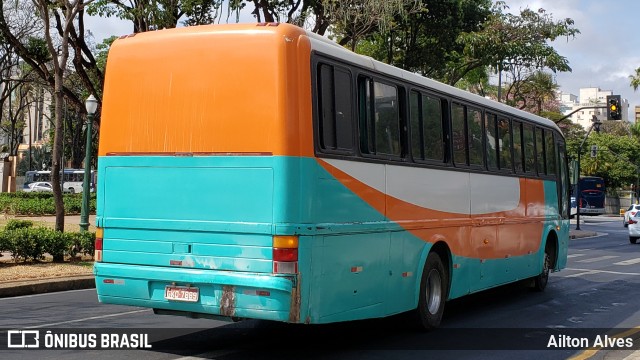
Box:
52 71 65 234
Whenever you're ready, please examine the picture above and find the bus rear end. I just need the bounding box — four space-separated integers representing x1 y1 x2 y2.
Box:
94 24 312 323
578 177 605 215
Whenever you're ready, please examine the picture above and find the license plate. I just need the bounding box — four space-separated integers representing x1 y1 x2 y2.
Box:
164 285 199 302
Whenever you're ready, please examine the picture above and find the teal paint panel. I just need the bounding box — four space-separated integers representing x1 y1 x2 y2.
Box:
308 233 390 323
543 180 560 218
386 231 429 315
95 263 294 322
102 251 273 272
102 165 273 223
104 228 272 246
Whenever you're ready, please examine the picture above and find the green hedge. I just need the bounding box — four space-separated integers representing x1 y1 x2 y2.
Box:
0 226 95 262
0 193 96 216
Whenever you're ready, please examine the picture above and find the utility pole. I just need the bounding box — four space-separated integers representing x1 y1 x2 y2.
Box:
575 116 602 231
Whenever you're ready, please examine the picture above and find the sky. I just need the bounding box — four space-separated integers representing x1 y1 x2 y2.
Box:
86 0 640 114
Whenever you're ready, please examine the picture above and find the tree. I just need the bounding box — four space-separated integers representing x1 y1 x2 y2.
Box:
630 67 640 91
357 0 492 81
581 134 640 191
504 71 559 115
31 0 90 234
88 0 225 32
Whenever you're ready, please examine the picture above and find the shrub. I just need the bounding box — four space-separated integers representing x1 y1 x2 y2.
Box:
0 227 95 262
0 192 96 216
5 219 34 231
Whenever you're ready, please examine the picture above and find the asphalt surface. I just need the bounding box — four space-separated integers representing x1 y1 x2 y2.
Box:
2 215 638 360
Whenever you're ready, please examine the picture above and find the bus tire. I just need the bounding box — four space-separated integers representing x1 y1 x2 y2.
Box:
414 252 448 330
630 237 638 244
533 246 552 292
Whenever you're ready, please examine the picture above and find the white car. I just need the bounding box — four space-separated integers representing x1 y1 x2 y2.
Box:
629 213 640 244
24 181 53 192
624 204 640 227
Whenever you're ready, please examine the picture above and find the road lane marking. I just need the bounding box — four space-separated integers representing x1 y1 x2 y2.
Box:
568 254 588 258
24 309 150 328
575 255 619 263
564 268 640 276
614 258 640 266
564 271 599 278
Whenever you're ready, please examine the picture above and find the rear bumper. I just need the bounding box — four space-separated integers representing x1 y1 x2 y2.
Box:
94 263 297 322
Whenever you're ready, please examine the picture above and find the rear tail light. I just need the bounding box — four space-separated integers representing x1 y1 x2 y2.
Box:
273 235 298 274
630 219 638 225
95 227 103 262
632 212 637 216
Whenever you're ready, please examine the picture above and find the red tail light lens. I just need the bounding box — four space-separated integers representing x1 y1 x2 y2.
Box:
630 219 638 225
272 235 298 274
95 227 103 262
273 248 298 262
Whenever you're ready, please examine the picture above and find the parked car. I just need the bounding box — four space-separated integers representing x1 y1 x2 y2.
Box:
24 181 53 193
624 204 640 227
629 213 640 244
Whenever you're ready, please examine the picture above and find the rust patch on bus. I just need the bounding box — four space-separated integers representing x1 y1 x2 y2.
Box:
288 276 301 323
220 285 236 317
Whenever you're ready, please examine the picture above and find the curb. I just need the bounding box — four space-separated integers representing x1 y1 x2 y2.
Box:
0 275 95 298
569 232 599 239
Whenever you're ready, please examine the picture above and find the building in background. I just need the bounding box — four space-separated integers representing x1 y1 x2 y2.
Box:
634 105 640 124
559 87 630 129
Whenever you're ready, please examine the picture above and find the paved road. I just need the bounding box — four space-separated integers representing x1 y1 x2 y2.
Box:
1 216 640 360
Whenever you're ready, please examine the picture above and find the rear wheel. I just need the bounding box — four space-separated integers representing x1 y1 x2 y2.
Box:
534 247 552 292
414 252 448 330
630 237 638 244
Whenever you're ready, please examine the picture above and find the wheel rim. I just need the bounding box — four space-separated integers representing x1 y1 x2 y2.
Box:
426 269 442 314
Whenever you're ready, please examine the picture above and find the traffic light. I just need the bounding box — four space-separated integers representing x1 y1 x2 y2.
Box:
607 95 622 120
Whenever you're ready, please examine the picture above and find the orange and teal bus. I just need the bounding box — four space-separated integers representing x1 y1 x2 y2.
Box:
94 23 570 329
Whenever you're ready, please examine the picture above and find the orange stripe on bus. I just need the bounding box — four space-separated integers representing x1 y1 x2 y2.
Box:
318 159 545 259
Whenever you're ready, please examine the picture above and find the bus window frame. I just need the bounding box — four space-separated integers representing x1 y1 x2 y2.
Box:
407 89 447 166
356 74 406 162
312 59 357 157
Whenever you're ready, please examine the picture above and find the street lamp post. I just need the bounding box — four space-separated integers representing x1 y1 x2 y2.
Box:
80 95 98 232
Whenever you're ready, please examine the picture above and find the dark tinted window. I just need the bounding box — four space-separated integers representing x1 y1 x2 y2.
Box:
452 103 466 165
467 107 484 166
485 113 498 170
512 121 523 173
498 118 512 171
536 127 545 174
409 91 444 161
318 64 353 151
545 130 557 175
523 123 535 173
359 77 401 156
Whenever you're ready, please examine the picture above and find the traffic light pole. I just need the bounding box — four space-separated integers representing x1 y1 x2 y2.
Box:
554 106 606 124
575 119 601 231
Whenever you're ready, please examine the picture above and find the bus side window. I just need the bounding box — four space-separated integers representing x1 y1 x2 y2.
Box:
523 123 535 174
451 103 466 166
409 91 444 162
512 120 523 173
485 112 498 170
498 117 512 172
545 130 557 175
467 107 483 167
318 64 353 152
358 77 401 157
535 127 546 175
